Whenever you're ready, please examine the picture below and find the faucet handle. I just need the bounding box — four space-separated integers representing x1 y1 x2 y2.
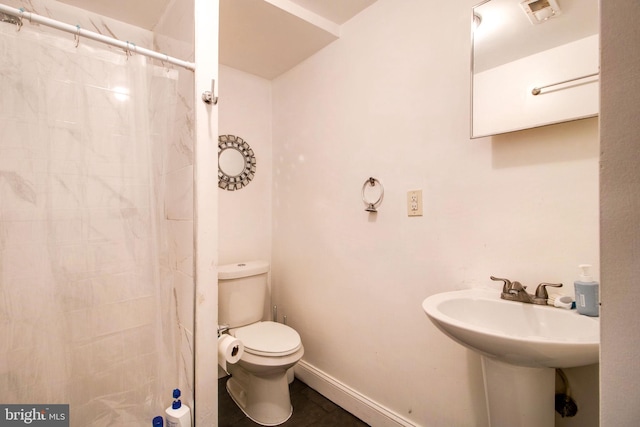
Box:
490 276 512 293
534 282 563 299
510 281 527 291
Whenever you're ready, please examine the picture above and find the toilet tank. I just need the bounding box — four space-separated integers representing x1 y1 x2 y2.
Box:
218 261 270 328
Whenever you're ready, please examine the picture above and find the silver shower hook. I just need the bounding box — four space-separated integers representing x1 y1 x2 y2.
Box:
202 79 218 105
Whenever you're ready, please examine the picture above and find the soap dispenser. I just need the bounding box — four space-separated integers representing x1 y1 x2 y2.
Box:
574 264 599 317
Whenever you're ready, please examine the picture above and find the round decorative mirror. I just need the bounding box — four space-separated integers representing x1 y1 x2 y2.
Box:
218 135 256 191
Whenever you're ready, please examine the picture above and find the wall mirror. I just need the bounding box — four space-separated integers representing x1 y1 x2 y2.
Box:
218 135 256 191
471 0 599 138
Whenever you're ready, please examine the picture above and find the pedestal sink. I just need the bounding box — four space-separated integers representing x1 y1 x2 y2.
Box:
422 288 599 427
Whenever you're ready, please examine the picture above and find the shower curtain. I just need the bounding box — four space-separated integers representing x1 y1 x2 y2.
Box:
0 22 180 426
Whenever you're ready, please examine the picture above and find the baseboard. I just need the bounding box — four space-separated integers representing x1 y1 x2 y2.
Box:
294 360 417 427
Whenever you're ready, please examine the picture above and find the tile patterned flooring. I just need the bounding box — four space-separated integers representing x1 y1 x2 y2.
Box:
218 376 370 426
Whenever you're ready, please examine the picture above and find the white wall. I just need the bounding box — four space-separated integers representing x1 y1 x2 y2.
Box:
218 65 273 265
193 0 219 424
269 1 599 426
600 0 640 425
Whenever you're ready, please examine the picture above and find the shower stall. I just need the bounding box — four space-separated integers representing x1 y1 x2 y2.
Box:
0 0 215 424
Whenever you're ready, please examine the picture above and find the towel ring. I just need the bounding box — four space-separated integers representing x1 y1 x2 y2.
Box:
362 177 384 212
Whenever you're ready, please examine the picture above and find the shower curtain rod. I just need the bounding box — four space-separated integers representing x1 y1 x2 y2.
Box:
0 3 195 71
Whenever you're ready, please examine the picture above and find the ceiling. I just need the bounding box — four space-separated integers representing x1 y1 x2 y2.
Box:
473 0 599 72
274 0 378 25
58 0 378 79
219 0 376 79
58 0 172 31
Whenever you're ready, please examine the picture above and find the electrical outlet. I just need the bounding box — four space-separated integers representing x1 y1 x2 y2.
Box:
407 190 423 216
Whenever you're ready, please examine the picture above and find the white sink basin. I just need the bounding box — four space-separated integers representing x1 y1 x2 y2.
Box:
422 288 599 368
422 288 599 426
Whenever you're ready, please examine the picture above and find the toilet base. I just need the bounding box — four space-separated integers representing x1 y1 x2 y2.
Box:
226 365 293 426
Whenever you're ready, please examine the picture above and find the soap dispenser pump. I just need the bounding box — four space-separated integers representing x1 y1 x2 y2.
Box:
574 264 599 317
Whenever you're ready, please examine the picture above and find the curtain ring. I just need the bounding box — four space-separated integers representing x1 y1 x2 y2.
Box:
74 25 80 48
162 54 171 72
362 177 384 212
16 8 24 31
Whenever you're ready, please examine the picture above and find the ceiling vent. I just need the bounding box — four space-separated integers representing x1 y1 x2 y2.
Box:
520 0 562 24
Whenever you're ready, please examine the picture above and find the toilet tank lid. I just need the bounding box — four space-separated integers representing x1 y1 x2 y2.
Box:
218 260 269 279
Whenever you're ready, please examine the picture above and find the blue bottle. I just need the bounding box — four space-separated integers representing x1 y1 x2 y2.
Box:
153 416 164 426
574 264 599 317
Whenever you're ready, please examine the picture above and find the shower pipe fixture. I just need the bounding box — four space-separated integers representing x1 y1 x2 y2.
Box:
531 72 599 95
0 3 195 71
362 177 384 213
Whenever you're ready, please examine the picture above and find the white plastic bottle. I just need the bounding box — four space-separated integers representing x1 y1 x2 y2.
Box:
165 389 191 427
574 264 599 317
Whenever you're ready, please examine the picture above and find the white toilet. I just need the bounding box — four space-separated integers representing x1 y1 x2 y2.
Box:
218 261 304 426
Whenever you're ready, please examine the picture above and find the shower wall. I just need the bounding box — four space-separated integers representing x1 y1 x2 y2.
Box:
0 0 194 424
155 0 196 410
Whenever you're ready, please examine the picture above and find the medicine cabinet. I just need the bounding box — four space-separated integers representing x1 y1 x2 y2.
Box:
471 0 599 138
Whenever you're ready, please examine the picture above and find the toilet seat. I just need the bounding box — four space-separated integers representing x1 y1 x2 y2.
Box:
233 321 302 357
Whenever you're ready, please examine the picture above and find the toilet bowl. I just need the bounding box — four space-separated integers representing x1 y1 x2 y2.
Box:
226 321 304 425
218 261 304 426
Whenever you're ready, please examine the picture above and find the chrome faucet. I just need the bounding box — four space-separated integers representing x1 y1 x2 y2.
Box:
490 276 562 305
